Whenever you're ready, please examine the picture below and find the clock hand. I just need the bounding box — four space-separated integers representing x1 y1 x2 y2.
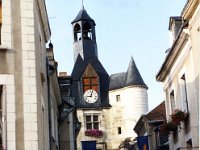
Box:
90 90 93 97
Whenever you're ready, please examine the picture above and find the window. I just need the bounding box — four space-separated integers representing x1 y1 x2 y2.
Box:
116 95 121 102
170 90 175 113
180 74 189 112
0 85 6 149
85 114 100 130
82 77 98 93
118 127 121 134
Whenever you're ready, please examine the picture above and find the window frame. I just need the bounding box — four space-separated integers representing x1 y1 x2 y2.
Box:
117 127 121 134
170 90 175 114
85 114 100 130
0 85 6 149
179 74 189 112
82 77 99 94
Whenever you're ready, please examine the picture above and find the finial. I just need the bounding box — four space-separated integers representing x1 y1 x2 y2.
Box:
82 0 84 10
49 40 53 49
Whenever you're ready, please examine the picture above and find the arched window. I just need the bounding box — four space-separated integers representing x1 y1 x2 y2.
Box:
74 23 81 42
83 22 92 40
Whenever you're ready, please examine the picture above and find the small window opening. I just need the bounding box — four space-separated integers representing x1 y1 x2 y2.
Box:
118 127 121 134
170 90 175 113
116 95 120 102
180 74 189 112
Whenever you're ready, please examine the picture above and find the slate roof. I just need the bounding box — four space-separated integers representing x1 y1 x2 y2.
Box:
109 57 148 91
145 101 166 121
71 7 95 25
134 101 166 132
71 54 111 108
72 54 108 80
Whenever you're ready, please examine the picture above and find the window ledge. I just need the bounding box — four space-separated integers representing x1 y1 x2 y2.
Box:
0 45 14 51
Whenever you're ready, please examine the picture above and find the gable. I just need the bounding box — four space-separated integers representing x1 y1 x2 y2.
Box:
82 63 98 78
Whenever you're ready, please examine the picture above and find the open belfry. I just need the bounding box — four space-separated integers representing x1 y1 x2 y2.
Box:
70 6 148 150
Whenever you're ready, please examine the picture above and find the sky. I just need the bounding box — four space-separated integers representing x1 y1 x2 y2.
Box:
45 0 187 110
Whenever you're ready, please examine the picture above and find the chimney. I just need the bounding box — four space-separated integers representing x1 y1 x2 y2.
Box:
169 16 183 45
59 72 67 77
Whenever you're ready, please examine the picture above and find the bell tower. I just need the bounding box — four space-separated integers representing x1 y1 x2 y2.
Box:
71 7 98 62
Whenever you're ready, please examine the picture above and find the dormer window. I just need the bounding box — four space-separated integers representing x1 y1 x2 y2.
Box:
83 22 92 40
74 23 81 42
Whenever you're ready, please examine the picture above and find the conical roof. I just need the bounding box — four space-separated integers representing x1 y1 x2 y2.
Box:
71 7 95 25
125 57 147 88
109 57 148 91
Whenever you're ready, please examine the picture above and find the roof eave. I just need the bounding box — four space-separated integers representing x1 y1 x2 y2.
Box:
133 115 146 133
156 27 189 82
181 0 199 20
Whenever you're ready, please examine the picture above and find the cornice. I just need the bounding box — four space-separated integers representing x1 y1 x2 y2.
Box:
156 31 189 82
182 0 199 20
36 0 51 42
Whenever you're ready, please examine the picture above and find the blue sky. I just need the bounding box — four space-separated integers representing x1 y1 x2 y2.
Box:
46 0 187 110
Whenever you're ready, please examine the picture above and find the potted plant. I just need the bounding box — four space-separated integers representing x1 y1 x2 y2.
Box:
171 109 188 125
85 129 103 137
160 121 177 135
165 121 177 132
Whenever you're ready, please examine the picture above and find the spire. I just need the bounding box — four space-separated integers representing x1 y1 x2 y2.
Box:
71 7 95 25
125 56 148 88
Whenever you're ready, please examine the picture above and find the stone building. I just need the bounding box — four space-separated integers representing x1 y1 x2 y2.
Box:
58 72 81 150
108 57 148 149
70 7 148 150
156 0 199 149
0 0 65 150
134 101 169 150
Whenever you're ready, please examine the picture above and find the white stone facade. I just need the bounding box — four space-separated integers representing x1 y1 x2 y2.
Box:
0 75 15 150
76 85 148 150
108 86 148 149
156 0 199 149
0 0 53 149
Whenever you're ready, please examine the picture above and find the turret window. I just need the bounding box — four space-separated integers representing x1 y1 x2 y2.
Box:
83 22 92 40
118 127 121 134
74 23 81 42
116 95 121 102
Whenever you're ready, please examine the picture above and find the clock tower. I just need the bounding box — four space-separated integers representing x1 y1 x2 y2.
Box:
71 7 111 150
71 7 110 109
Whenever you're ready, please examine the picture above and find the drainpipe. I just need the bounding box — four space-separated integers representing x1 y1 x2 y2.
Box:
46 58 55 150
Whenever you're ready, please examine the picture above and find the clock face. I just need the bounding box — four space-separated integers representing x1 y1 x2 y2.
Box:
83 89 98 103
